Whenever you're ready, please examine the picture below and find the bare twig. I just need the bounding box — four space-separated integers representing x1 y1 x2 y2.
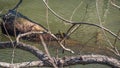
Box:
103 0 110 23
2 21 15 64
96 0 120 57
16 31 43 43
113 30 120 46
39 35 58 68
42 0 120 41
0 10 2 14
12 0 23 10
61 24 81 43
0 42 119 68
107 47 120 57
43 0 120 56
109 30 120 57
63 1 83 42
69 1 83 21
42 0 72 23
16 31 74 53
96 0 113 47
110 0 120 9
45 0 50 31
11 8 20 64
61 2 89 43
0 41 46 60
47 32 75 53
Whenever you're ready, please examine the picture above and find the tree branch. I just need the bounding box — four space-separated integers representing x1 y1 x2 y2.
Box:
0 42 120 68
60 55 120 68
42 0 120 41
11 0 23 10
16 31 74 53
0 41 47 61
110 0 120 9
0 61 44 68
39 35 58 68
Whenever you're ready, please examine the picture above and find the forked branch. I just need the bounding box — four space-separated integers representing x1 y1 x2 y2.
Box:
42 0 120 41
0 41 120 68
16 31 74 53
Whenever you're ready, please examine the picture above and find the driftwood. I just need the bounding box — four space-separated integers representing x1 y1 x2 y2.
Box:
0 41 120 68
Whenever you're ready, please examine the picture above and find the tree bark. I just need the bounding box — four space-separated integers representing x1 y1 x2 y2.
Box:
0 41 120 68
